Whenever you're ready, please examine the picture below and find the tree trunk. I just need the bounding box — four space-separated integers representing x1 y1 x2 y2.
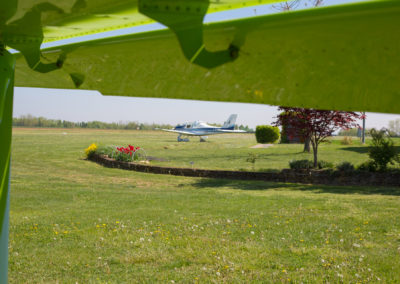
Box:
312 142 318 168
303 136 311 153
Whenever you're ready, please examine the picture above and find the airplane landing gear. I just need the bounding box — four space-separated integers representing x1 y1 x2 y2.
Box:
177 134 189 142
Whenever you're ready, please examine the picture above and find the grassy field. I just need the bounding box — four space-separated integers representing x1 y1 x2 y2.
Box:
16 128 395 171
9 128 400 282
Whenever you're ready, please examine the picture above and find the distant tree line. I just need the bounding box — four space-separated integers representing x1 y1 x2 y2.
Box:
338 118 400 137
338 128 365 137
237 125 254 132
388 118 400 137
13 115 254 131
13 115 173 130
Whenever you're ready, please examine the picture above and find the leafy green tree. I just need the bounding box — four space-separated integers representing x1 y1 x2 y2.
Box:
368 129 399 171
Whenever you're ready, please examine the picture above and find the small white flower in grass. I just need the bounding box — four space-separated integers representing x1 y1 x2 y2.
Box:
340 239 344 242
337 273 343 278
139 237 144 242
227 219 231 223
216 272 221 276
339 229 342 232
170 280 175 283
368 268 372 272
359 257 363 262
251 231 255 235
353 243 361 248
355 273 360 278
321 259 325 263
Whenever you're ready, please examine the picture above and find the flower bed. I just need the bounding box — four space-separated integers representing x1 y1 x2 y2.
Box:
85 144 147 162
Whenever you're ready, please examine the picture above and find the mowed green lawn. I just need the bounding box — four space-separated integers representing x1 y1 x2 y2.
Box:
9 128 400 282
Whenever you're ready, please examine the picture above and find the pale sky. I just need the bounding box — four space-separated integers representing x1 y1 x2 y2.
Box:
13 0 400 129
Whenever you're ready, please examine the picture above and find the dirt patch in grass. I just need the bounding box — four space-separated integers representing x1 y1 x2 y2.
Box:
250 144 273 148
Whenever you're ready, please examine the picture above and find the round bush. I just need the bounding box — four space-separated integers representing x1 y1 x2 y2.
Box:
357 160 377 172
317 160 334 169
337 161 355 172
289 159 313 170
255 125 280 143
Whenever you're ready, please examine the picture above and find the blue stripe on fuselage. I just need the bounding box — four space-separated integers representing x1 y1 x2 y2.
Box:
173 127 234 131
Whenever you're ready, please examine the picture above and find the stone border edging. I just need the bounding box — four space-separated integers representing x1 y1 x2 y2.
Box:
89 154 400 187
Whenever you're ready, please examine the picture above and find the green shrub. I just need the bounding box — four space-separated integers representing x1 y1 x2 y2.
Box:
317 160 334 169
336 161 355 172
357 160 377 172
96 145 115 156
289 159 334 170
255 125 280 143
368 129 399 171
289 159 313 170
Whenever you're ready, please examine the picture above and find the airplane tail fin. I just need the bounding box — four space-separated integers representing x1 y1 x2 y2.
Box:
222 114 237 129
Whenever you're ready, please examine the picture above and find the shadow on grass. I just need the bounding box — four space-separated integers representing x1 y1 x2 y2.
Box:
190 178 400 196
341 146 400 154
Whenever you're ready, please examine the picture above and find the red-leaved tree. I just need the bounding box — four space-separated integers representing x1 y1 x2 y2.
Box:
274 107 361 168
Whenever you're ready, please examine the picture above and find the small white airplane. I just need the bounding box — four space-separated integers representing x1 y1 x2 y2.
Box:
162 114 247 142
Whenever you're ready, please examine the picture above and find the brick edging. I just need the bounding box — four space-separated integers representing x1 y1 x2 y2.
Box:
88 154 400 187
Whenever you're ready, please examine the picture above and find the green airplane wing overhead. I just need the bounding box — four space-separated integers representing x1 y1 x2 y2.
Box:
5 0 286 43
4 0 400 113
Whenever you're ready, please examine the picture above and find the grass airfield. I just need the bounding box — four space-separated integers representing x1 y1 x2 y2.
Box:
9 128 400 282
